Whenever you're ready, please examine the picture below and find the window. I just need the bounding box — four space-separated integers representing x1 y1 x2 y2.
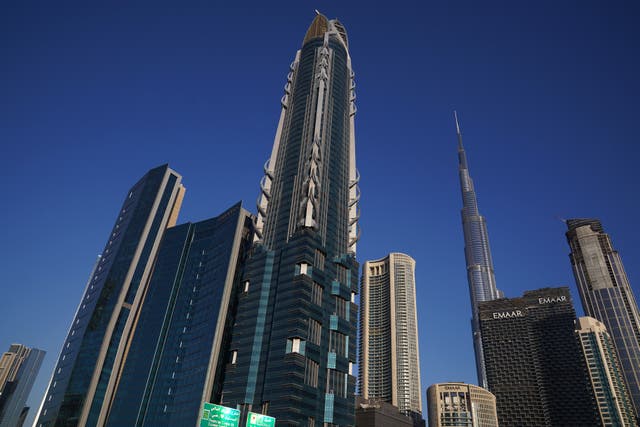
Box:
231 350 238 364
329 331 346 356
298 262 309 275
243 280 250 293
308 319 322 345
262 401 269 414
334 296 347 319
312 282 323 306
326 369 346 397
287 338 305 354
305 358 319 387
314 250 325 270
351 292 356 303
336 264 348 284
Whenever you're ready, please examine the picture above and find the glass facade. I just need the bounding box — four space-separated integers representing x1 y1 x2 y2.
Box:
455 114 501 388
221 14 359 426
34 165 184 427
105 203 254 426
566 218 640 421
0 344 46 426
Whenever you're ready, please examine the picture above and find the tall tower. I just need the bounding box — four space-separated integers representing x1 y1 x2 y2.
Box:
220 13 360 426
34 165 185 427
0 344 45 427
104 203 254 427
359 253 423 424
577 316 636 426
455 112 501 388
566 218 640 419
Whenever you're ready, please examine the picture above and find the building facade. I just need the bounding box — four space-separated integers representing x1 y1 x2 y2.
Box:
34 164 185 427
355 397 414 427
0 344 45 427
426 382 497 427
358 253 422 424
479 287 599 427
220 13 360 426
455 113 502 388
104 203 254 426
577 316 636 426
566 218 640 418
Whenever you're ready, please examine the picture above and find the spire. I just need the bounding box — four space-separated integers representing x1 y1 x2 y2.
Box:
455 111 468 170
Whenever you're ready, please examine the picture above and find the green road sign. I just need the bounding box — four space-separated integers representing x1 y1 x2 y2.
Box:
200 402 240 427
246 411 276 427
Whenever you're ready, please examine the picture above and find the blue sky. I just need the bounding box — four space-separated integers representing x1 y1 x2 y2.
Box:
2 1 639 423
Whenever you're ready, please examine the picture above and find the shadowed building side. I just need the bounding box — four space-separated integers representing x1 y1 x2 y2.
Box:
34 164 185 427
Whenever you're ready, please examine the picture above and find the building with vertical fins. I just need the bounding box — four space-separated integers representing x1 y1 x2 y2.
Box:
566 218 640 419
0 344 45 427
220 12 360 426
455 112 502 388
103 203 254 427
479 287 599 427
577 316 636 426
34 164 185 427
426 382 498 427
358 253 423 425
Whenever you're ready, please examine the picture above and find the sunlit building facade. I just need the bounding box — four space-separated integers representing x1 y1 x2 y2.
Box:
577 316 636 426
0 344 45 427
426 383 497 427
566 218 640 419
359 253 422 424
220 12 360 426
34 165 185 427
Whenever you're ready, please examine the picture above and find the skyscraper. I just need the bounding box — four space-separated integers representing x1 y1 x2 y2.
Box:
358 253 423 424
426 382 498 427
455 112 501 388
479 287 599 427
0 344 45 427
577 316 636 426
104 203 254 426
566 218 640 418
35 164 185 427
220 12 360 426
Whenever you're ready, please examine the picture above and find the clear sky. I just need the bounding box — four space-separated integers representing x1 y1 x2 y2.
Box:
2 1 639 424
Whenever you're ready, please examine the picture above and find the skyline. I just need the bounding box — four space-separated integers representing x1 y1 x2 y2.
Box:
2 1 640 425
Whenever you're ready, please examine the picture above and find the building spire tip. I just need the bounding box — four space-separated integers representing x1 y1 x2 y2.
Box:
454 110 461 136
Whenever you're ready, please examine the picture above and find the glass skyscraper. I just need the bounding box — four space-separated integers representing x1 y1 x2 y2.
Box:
104 203 254 426
0 344 45 427
566 218 640 419
220 12 360 426
358 253 423 424
455 113 502 388
34 164 185 427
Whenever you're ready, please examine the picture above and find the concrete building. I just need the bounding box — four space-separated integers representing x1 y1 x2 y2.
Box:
566 218 640 418
0 344 45 427
34 165 185 426
426 383 497 427
355 397 414 427
358 253 422 424
454 113 502 388
219 12 360 426
479 287 600 426
577 316 636 426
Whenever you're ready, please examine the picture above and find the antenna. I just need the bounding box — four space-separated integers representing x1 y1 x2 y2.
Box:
315 9 320 15
454 110 461 135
